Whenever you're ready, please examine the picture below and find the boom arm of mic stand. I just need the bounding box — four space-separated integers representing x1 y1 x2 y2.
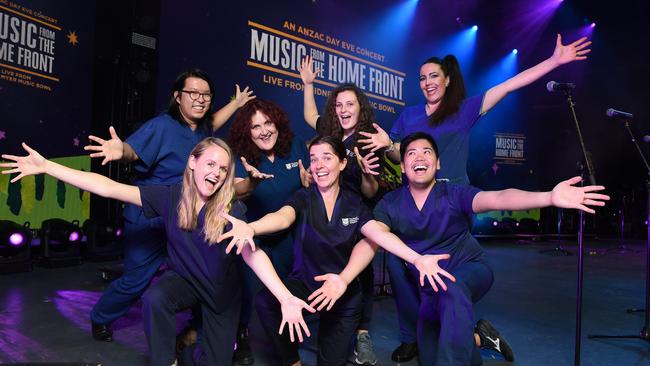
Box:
564 91 597 185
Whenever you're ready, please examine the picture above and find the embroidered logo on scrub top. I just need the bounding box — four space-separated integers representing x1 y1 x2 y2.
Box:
341 217 359 226
285 161 299 170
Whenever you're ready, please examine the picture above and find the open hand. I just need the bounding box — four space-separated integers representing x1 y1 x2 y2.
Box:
84 126 124 165
308 273 347 311
218 211 256 254
413 254 456 292
299 56 319 85
550 176 609 214
354 147 380 176
358 123 391 153
1 142 47 182
551 34 592 65
279 296 316 343
241 157 274 181
233 84 256 108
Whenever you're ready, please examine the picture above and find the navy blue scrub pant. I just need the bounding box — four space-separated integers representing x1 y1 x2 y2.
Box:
90 211 166 325
142 270 241 366
256 278 362 366
390 255 494 366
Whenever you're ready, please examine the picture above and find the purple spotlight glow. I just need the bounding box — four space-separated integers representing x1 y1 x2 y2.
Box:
471 25 478 31
590 22 596 28
68 231 80 242
116 228 123 237
9 232 24 246
492 221 499 227
512 49 518 54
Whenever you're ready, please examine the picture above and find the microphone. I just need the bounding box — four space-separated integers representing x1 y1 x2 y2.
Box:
546 81 576 92
606 108 634 119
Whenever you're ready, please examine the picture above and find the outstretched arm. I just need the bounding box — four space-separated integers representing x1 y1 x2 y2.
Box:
354 146 380 199
241 245 315 342
481 35 591 115
299 56 320 129
360 220 456 292
308 238 378 311
472 176 609 214
210 84 256 130
219 205 297 252
2 143 141 206
234 157 274 199
84 126 139 164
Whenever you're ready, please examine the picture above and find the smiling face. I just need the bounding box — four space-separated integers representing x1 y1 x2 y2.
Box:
249 110 278 154
309 142 347 190
419 62 449 106
400 138 441 188
188 144 230 203
174 77 211 126
335 90 360 136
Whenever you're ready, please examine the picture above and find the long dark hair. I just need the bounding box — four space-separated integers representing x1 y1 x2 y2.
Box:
167 68 215 129
421 55 467 126
229 99 294 167
319 83 375 149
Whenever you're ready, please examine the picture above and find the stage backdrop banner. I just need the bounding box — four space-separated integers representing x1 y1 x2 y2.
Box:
0 0 95 228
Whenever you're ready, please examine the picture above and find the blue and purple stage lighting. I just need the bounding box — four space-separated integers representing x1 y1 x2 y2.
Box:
9 232 25 247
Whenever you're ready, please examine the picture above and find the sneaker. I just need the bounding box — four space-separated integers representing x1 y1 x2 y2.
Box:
391 342 418 363
354 332 378 365
91 321 113 342
233 327 254 365
475 319 514 362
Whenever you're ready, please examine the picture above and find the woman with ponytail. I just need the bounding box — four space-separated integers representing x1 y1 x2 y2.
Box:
358 34 592 363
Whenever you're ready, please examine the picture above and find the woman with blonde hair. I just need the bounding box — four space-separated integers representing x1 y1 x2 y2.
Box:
1 137 314 366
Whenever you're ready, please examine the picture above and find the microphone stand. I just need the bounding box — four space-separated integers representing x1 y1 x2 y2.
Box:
559 89 597 366
588 120 650 343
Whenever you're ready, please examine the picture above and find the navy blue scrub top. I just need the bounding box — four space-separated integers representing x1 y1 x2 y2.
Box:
374 182 483 271
389 94 485 184
140 184 247 313
285 185 373 292
234 138 309 222
126 113 213 186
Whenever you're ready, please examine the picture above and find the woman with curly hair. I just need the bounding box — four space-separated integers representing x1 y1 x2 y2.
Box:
299 60 380 200
228 98 310 364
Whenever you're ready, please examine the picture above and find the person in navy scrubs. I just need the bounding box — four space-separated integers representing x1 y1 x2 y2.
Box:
299 57 382 365
219 136 421 366
82 69 255 342
2 137 314 366
227 98 310 364
370 132 608 366
358 35 592 362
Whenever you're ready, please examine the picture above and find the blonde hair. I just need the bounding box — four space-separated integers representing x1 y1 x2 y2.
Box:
177 137 236 244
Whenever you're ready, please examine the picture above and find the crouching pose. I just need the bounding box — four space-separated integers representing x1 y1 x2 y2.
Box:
370 132 609 366
1 138 314 366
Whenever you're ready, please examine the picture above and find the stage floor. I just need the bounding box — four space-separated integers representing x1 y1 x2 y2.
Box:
1 238 648 365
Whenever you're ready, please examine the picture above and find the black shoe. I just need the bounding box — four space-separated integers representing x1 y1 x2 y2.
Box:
233 328 254 365
91 321 113 342
475 319 514 362
391 342 417 363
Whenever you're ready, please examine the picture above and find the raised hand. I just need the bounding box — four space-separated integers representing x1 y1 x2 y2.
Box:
299 55 319 85
218 211 256 254
354 146 380 176
413 254 456 292
233 84 256 108
551 34 592 65
1 142 47 182
241 157 274 181
550 176 609 214
307 273 347 311
298 159 312 187
279 296 316 343
358 123 391 153
84 126 124 165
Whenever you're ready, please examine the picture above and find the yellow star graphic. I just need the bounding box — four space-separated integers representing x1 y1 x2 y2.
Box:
67 31 79 46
